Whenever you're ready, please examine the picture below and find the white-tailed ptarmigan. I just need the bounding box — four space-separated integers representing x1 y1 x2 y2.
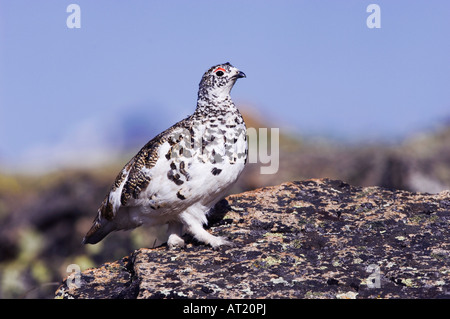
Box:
83 62 247 248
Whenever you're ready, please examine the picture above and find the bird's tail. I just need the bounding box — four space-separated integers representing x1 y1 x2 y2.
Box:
82 213 117 245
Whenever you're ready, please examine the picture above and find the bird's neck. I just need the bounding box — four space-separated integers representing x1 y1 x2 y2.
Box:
195 92 236 116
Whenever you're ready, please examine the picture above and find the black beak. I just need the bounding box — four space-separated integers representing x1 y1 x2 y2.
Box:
237 71 246 78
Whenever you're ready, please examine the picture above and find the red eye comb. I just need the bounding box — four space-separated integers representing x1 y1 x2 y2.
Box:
214 67 226 73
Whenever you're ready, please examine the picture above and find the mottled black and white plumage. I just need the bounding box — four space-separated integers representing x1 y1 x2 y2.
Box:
83 63 247 248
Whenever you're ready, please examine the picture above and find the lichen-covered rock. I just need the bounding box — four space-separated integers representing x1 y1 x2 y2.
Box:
55 179 450 299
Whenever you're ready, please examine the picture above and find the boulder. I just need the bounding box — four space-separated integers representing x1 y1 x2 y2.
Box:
55 179 450 299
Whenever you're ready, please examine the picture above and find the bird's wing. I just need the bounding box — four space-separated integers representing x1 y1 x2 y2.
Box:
83 117 193 244
100 117 192 219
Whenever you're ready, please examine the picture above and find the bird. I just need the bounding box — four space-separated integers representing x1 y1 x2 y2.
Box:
83 62 247 249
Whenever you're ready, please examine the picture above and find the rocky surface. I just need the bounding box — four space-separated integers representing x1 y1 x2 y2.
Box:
55 178 450 299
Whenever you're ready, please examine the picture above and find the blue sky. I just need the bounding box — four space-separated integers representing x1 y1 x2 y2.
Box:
1 1 449 172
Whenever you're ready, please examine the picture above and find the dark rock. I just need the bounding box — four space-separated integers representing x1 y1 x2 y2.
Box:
55 179 450 299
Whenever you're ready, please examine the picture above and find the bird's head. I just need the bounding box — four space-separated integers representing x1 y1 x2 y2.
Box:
198 62 246 102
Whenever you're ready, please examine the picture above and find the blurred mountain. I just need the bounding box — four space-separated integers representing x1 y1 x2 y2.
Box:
0 103 170 174
236 107 450 194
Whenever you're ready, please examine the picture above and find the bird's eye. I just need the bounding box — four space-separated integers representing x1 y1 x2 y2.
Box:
214 67 226 77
